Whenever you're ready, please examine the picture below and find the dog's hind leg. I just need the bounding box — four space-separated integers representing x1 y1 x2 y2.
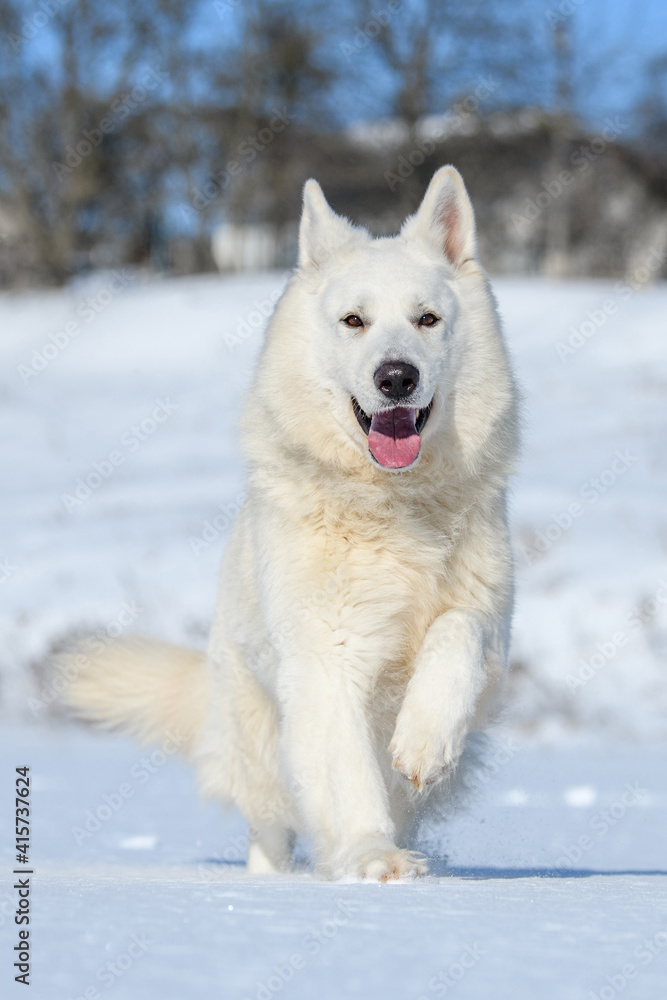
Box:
247 825 295 874
193 640 299 873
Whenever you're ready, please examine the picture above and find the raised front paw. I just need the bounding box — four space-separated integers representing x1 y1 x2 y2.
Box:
389 700 467 792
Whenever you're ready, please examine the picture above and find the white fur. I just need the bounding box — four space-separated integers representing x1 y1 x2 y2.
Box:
65 167 519 881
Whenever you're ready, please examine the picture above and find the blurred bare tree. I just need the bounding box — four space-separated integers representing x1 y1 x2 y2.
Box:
637 53 667 156
192 0 336 227
0 0 195 282
343 0 535 210
541 7 641 276
0 0 664 285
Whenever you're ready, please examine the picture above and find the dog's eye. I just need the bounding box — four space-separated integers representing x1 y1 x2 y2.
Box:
418 313 439 327
343 315 364 328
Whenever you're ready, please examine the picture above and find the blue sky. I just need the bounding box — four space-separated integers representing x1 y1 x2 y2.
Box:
337 0 667 130
16 0 667 137
569 0 667 124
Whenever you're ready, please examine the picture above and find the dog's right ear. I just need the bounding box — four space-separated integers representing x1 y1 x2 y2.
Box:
298 180 361 271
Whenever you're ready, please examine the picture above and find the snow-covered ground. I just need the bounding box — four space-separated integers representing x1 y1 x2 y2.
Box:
1 269 665 739
1 728 666 999
1 272 666 997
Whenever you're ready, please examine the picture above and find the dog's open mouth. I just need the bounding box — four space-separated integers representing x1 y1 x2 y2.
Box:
352 398 433 469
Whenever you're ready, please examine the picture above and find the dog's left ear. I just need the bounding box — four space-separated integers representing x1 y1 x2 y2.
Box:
298 179 362 271
402 166 477 268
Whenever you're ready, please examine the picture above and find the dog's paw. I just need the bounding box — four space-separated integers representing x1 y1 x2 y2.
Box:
389 703 467 791
360 846 428 882
331 838 428 881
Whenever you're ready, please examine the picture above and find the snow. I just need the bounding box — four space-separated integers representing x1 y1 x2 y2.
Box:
1 271 666 995
1 727 666 998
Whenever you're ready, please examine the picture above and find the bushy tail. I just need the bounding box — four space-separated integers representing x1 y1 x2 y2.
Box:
61 637 209 755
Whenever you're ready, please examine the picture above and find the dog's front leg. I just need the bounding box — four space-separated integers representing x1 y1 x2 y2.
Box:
278 646 427 880
390 609 498 790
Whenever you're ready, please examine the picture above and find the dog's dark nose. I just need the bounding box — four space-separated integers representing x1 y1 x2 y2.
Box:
374 361 420 402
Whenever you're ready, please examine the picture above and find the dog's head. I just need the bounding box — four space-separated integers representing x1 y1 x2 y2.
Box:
251 167 515 479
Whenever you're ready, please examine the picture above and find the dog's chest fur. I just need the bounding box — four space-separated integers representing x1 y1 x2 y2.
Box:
246 458 478 686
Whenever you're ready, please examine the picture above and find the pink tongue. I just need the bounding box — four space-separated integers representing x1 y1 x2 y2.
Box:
368 408 421 468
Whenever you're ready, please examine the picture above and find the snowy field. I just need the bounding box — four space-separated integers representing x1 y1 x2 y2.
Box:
1 728 666 999
1 271 666 996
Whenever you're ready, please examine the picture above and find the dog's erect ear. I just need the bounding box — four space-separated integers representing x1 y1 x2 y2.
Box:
402 166 477 268
298 179 362 270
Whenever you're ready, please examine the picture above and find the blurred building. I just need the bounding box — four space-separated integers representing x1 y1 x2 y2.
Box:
206 111 667 281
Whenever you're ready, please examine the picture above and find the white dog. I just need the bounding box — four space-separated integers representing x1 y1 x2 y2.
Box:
66 166 519 881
